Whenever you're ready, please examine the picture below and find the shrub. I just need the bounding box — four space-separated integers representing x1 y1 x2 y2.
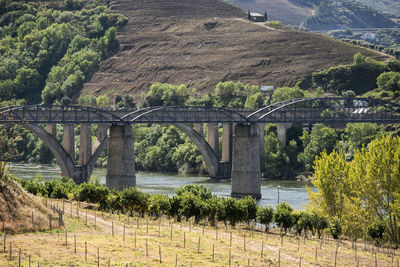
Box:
273 202 295 234
257 206 274 232
367 220 386 246
330 217 342 239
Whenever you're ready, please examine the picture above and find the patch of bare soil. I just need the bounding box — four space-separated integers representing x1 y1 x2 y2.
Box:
80 0 391 100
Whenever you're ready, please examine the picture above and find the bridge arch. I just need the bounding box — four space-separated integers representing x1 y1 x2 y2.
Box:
22 124 76 179
248 97 400 124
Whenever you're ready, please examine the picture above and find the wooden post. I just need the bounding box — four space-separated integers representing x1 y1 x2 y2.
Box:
297 237 300 251
123 224 126 242
137 217 139 229
65 229 68 247
170 224 173 240
74 234 77 254
85 241 87 262
261 240 264 258
230 232 232 247
97 247 100 267
203 224 205 235
315 244 317 260
184 232 186 248
147 219 149 234
112 221 114 237
189 221 191 232
29 255 31 267
243 234 246 252
31 212 34 227
299 257 302 267
278 249 280 267
146 239 148 256
134 231 137 251
9 241 12 260
212 243 215 262
216 226 218 240
18 248 21 267
228 249 231 267
95 210 97 228
49 216 52 231
3 231 6 253
198 236 201 253
85 209 88 225
159 245 162 263
70 202 72 217
175 254 178 267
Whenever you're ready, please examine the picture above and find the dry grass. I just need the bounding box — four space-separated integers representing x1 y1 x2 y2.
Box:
0 166 61 233
0 199 398 266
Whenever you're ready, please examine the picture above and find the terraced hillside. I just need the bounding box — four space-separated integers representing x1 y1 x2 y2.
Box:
80 0 391 99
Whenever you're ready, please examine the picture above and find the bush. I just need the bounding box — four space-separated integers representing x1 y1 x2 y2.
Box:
257 206 274 232
73 182 109 209
273 202 295 234
148 194 170 219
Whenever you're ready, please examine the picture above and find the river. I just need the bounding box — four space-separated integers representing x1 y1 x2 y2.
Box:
9 163 315 210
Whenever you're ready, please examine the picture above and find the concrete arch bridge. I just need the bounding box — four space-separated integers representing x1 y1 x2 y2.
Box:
1 97 400 199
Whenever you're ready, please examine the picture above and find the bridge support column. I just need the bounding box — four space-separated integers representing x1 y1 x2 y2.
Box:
231 124 261 199
63 124 75 160
106 125 135 190
97 125 108 141
221 123 232 163
193 123 204 137
257 123 265 172
277 123 292 147
79 124 92 165
208 123 219 159
45 124 56 138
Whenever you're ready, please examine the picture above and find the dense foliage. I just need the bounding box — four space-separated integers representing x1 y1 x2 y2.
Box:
0 0 127 104
309 135 400 245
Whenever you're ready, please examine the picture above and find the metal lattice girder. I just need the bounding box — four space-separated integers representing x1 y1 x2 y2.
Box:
0 98 400 125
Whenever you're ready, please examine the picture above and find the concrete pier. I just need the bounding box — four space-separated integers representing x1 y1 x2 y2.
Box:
79 124 92 165
193 123 204 137
63 124 75 160
257 123 265 172
231 124 261 199
106 125 135 190
277 123 292 147
207 123 219 159
221 123 232 163
45 124 56 137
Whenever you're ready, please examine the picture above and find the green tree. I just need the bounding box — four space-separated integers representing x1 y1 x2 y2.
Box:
271 86 309 103
96 95 110 107
257 206 274 232
273 202 295 234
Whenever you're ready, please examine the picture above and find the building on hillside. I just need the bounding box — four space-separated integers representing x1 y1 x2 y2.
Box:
248 11 265 22
361 32 376 41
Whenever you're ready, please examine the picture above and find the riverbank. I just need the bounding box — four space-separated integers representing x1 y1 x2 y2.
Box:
9 163 314 210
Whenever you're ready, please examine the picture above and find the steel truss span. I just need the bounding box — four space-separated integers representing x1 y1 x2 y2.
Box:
1 97 400 125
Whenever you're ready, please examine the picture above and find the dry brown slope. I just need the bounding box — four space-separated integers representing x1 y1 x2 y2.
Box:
80 0 391 99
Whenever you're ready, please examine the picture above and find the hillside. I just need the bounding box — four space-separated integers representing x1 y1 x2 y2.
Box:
79 0 391 99
357 0 400 17
0 166 60 233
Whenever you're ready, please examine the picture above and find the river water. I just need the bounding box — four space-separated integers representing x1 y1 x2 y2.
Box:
9 163 315 210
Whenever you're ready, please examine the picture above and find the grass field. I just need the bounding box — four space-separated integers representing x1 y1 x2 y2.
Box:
0 199 398 266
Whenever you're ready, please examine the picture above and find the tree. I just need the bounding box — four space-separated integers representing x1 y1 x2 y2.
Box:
273 202 295 234
96 95 109 107
377 71 400 91
367 220 385 246
308 149 348 219
330 217 342 239
244 93 264 108
298 124 337 171
271 86 309 103
257 206 274 232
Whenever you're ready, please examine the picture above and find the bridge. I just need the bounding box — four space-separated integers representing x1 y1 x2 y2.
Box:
1 97 400 199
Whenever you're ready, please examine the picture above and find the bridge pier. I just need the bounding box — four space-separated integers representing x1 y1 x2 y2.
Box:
221 123 232 163
193 123 204 136
63 124 75 160
257 123 265 172
277 123 292 147
207 123 219 158
106 125 135 190
79 124 92 165
45 124 56 137
231 124 261 199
